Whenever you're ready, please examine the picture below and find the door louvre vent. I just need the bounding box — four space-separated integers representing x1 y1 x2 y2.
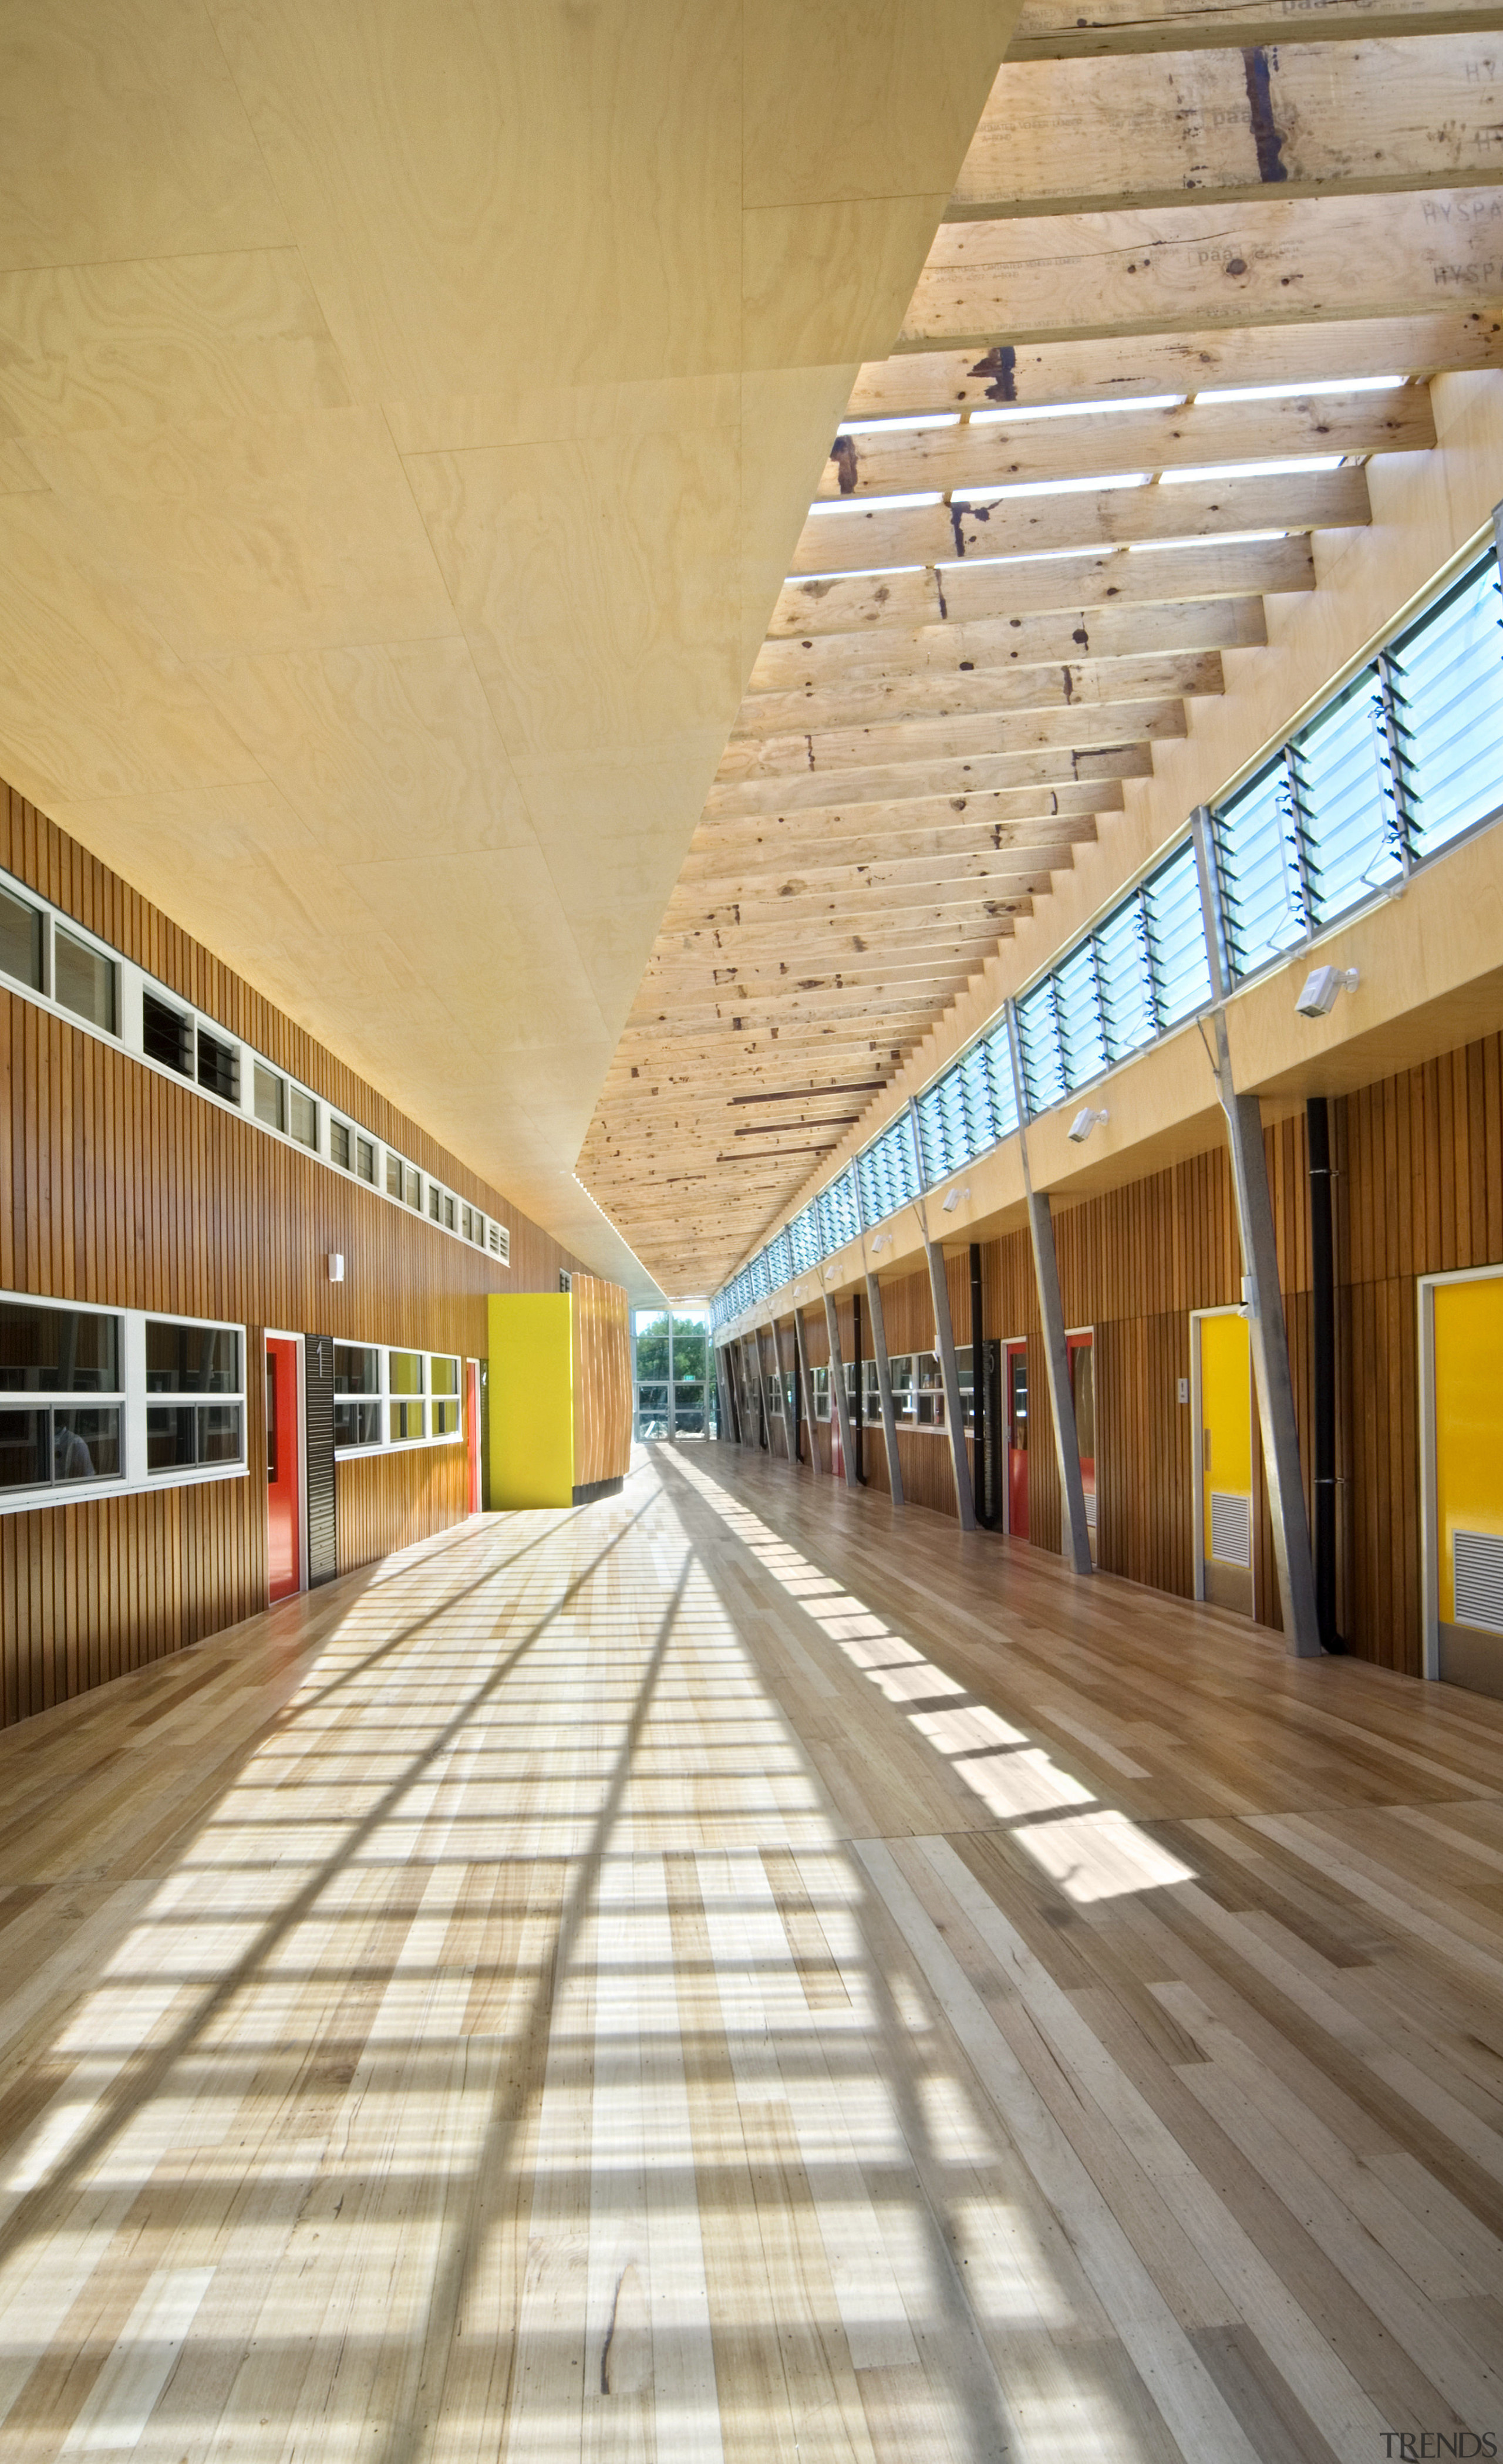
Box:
1454 1530 1503 1634
1210 1490 1252 1566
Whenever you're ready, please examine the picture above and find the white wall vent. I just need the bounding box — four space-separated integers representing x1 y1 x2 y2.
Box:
1209 1491 1252 1566
1454 1531 1503 1634
489 1222 510 1266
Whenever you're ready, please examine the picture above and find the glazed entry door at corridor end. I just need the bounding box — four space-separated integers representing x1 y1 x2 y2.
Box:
1194 1307 1255 1618
1424 1267 1503 1698
265 1334 302 1604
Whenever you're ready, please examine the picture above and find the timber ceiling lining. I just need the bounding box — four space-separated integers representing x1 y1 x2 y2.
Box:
578 0 1503 1296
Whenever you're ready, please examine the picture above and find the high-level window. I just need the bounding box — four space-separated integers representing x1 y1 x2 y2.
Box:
53 926 115 1033
0 884 43 995
144 990 192 1075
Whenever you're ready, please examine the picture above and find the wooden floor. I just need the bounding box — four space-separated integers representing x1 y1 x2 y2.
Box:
2 1445 1503 2463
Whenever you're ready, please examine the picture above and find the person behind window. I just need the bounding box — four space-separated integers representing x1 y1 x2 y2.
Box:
54 1418 93 1481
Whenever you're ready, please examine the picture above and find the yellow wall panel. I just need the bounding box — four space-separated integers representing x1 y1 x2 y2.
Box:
1434 1274 1503 1622
488 1293 573 1509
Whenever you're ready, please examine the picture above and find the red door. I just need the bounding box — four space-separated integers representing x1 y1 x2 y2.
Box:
1006 1340 1029 1539
266 1336 301 1603
466 1360 482 1513
1067 1330 1097 1558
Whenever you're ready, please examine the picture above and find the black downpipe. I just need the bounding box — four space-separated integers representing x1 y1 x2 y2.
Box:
852 1293 866 1483
1306 1098 1344 1651
969 1243 988 1526
792 1329 802 1465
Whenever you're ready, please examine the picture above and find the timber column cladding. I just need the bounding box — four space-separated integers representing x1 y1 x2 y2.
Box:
487 1277 631 1508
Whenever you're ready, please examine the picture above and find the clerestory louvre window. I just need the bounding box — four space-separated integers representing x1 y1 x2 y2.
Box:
1389 552 1503 862
818 1168 861 1252
789 1204 823 1274
857 1112 919 1228
1016 978 1067 1114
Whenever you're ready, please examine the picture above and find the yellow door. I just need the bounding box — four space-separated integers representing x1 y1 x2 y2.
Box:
1434 1274 1503 1695
1199 1311 1254 1616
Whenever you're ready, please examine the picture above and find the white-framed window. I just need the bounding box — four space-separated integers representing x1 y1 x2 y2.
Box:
144 1319 245 1474
386 1154 422 1211
0 881 119 1040
144 987 193 1077
812 1364 830 1423
431 1356 460 1435
389 1348 424 1439
254 1061 285 1132
1 1296 124 1494
333 1343 383 1450
0 1291 247 1511
329 1345 463 1452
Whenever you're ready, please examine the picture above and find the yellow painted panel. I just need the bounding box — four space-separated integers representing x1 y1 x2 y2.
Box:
488 1293 572 1509
1434 1275 1503 1622
1200 1310 1252 1556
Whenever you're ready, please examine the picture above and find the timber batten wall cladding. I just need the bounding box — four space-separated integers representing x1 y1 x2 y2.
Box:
0 783 589 1727
734 1033 1503 1681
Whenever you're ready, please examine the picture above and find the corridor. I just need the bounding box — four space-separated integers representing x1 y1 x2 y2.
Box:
1 1445 1502 2461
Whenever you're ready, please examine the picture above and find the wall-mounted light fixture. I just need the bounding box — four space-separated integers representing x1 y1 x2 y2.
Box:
941 1185 970 1212
1296 963 1359 1018
1068 1106 1109 1144
328 1253 345 1282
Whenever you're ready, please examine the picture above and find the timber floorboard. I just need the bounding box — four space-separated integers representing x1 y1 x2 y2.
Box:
2 1444 1503 2460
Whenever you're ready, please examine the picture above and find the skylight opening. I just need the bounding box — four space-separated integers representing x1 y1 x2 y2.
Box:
784 563 926 584
1160 454 1346 485
837 413 962 435
1193 375 1405 405
969 393 1184 424
1127 530 1290 552
956 471 1151 504
934 544 1120 570
807 491 943 515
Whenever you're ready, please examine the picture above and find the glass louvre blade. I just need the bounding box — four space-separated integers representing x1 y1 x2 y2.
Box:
1093 895 1156 1063
959 1040 1003 1154
1142 842 1212 1024
1390 553 1503 861
1291 668 1402 922
768 1231 793 1288
790 1204 822 1273
983 1022 1020 1137
1052 942 1109 1091
1016 978 1066 1113
915 1080 952 1184
820 1168 861 1250
1212 756 1307 980
858 1113 920 1225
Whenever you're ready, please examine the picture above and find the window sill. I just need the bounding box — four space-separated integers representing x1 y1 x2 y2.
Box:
335 1433 466 1461
0 1460 249 1516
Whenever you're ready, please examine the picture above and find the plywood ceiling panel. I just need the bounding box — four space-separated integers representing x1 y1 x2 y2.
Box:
0 0 1015 1297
